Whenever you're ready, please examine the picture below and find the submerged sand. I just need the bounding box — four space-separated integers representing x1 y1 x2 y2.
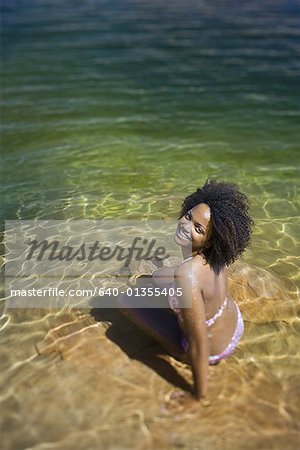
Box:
1 261 299 450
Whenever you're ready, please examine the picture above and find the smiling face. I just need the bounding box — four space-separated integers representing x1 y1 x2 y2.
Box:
174 203 212 251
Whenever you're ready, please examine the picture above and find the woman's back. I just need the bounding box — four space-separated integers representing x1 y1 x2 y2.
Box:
184 254 239 357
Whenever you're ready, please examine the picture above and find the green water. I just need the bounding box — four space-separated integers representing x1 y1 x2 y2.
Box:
1 2 300 449
2 1 300 274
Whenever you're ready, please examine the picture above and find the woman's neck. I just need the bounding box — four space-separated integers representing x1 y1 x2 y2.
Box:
181 248 201 260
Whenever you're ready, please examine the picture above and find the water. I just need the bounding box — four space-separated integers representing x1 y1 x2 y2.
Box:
1 1 300 449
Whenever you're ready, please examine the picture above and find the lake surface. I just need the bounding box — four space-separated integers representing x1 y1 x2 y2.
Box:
1 1 300 449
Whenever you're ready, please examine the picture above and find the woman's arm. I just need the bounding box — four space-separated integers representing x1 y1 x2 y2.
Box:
174 263 209 400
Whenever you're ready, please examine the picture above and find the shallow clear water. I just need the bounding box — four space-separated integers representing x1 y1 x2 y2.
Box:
1 1 300 449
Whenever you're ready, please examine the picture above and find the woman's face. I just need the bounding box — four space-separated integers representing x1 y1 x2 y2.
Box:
174 203 212 250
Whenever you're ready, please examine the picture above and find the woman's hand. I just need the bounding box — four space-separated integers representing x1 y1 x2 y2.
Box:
171 390 211 406
162 390 211 415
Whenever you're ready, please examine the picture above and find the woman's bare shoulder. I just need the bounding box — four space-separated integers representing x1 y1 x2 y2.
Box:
174 261 191 279
174 255 206 281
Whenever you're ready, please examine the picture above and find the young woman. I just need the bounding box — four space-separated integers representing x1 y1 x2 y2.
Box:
119 180 253 406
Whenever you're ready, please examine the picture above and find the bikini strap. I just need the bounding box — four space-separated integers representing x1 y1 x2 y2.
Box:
179 256 228 327
182 256 193 263
206 297 228 327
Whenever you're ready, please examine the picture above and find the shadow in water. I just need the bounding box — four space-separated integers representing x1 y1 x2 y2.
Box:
89 298 192 393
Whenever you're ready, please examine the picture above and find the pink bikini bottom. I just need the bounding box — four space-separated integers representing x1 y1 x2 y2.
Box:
180 302 244 365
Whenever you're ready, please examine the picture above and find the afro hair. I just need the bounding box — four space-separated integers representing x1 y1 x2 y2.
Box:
179 180 254 274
